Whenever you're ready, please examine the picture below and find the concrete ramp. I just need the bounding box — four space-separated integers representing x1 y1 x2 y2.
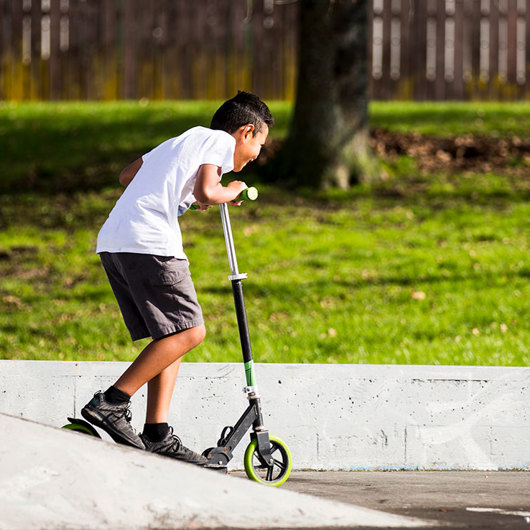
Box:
0 413 433 529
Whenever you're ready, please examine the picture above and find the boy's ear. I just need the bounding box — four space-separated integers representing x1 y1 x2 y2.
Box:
242 124 255 139
232 124 255 142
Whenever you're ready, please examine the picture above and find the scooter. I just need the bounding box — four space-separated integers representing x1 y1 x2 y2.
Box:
64 188 292 486
200 189 292 486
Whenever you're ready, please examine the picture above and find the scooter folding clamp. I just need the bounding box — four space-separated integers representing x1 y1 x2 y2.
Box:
229 273 248 281
243 385 260 397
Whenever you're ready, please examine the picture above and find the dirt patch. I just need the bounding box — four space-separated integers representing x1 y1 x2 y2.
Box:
370 129 530 175
259 131 530 176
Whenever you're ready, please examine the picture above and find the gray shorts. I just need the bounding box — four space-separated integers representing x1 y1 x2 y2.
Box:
99 252 204 341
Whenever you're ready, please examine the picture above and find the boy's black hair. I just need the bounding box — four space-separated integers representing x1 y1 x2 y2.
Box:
210 91 274 135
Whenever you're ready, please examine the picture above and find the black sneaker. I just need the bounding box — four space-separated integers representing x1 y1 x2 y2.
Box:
141 427 207 466
81 391 145 450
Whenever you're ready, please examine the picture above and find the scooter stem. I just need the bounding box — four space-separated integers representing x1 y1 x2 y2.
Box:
219 203 243 279
219 202 257 392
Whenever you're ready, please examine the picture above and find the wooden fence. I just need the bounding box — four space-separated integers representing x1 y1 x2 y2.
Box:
370 0 530 100
0 0 529 101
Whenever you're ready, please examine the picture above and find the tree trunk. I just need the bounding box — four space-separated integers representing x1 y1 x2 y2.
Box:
272 0 378 189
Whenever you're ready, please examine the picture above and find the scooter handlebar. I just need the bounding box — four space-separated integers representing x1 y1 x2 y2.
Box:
189 186 258 210
236 187 259 202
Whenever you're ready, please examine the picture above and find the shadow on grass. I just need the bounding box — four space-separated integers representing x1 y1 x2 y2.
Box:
0 102 293 194
201 267 526 300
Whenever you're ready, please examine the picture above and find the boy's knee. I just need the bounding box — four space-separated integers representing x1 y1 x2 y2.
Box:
190 324 206 347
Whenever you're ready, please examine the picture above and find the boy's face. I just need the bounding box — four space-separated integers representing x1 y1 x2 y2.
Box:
231 124 269 172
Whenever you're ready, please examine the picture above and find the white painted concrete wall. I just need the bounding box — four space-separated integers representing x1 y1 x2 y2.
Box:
0 361 529 471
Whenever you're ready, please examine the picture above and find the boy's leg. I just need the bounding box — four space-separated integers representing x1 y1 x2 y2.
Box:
113 324 206 398
81 326 204 452
118 326 209 466
145 358 181 424
140 359 181 443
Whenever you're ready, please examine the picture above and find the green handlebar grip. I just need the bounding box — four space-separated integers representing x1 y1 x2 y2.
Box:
238 187 259 201
189 187 258 210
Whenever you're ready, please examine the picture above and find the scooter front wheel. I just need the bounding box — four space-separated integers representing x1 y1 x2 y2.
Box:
244 434 292 486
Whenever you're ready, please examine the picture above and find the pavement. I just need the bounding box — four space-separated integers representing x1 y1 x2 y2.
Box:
266 470 530 529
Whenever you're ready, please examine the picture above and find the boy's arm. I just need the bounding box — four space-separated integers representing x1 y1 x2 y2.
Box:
119 158 143 187
193 164 247 205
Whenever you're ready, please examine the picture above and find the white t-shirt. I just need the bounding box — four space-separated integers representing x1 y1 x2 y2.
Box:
96 126 235 259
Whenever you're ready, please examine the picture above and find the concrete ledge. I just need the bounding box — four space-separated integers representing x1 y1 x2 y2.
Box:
0 361 529 471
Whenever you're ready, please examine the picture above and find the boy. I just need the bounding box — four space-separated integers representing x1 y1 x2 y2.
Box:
81 92 273 465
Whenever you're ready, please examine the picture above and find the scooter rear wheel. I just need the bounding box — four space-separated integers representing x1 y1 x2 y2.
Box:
62 418 101 438
244 434 292 486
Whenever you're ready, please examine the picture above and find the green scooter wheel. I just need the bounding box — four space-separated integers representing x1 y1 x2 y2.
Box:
244 434 292 486
62 423 95 436
62 418 101 438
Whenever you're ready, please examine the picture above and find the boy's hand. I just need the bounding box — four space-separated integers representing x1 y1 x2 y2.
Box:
228 181 248 206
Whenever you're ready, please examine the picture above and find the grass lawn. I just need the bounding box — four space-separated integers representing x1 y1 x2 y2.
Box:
0 101 528 365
